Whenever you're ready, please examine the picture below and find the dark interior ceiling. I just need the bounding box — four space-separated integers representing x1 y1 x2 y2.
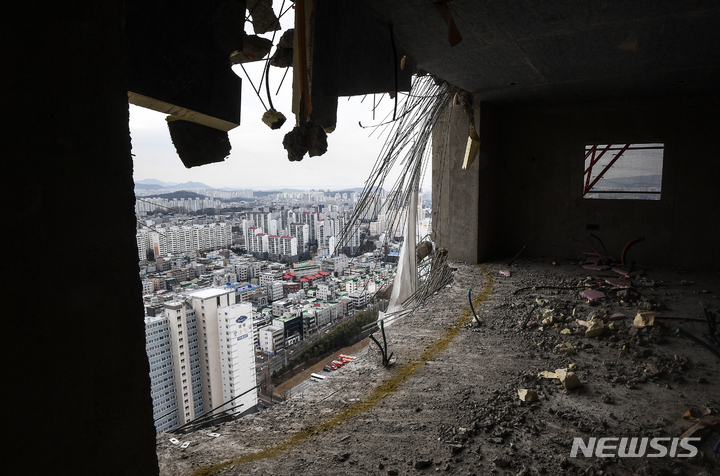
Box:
363 0 720 105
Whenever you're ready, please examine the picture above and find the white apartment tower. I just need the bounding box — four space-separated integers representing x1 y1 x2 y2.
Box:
217 302 258 415
187 288 257 415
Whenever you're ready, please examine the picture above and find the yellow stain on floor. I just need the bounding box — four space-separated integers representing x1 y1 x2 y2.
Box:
192 265 493 476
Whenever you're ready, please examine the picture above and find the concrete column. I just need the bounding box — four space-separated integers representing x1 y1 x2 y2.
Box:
432 102 480 263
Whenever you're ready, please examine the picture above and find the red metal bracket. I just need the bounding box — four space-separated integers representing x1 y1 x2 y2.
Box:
583 144 630 196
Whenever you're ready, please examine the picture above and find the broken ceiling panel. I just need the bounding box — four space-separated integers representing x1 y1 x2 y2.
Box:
126 0 243 130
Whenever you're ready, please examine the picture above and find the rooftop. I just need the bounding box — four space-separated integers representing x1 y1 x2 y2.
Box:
188 287 233 299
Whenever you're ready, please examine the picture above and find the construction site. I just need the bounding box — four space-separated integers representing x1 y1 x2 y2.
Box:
5 1 719 475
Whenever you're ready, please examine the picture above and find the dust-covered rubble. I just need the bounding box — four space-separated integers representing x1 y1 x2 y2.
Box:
157 259 720 476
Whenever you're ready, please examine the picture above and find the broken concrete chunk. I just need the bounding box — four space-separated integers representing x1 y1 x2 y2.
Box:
518 389 538 402
554 342 576 354
247 0 280 34
555 369 582 390
166 117 231 168
262 108 287 130
230 34 273 63
634 311 655 327
271 28 294 68
282 122 328 161
540 367 581 390
584 321 605 338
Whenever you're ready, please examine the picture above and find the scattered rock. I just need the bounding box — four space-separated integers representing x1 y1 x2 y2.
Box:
518 389 538 402
414 458 433 469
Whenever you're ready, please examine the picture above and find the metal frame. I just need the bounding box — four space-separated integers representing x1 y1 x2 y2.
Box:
583 143 631 196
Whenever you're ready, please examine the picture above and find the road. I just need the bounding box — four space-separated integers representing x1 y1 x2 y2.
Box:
255 316 351 375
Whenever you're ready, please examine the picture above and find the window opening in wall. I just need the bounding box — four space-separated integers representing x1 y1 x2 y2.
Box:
583 143 664 200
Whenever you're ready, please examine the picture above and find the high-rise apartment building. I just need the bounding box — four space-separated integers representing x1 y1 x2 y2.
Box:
187 288 258 415
216 302 257 416
144 314 179 432
163 301 205 425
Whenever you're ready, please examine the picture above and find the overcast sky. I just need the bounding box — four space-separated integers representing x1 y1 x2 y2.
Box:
129 60 432 192
129 5 435 193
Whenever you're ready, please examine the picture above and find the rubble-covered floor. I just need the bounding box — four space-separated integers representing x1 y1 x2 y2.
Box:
157 259 720 476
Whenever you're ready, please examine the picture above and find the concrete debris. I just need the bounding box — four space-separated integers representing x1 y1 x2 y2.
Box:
282 122 328 161
556 369 582 390
416 241 434 262
581 289 606 301
540 367 581 390
154 260 720 476
270 29 294 68
577 318 606 338
681 408 720 439
166 117 231 168
585 320 606 338
633 311 655 327
247 0 280 34
554 342 576 354
262 108 287 130
518 389 538 402
230 34 273 64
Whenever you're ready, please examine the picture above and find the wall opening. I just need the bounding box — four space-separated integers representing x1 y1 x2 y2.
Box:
583 143 664 200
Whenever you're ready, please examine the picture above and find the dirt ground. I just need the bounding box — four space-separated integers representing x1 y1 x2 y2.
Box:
157 259 720 476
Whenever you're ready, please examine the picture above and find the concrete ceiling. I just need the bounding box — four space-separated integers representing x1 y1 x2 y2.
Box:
363 0 720 104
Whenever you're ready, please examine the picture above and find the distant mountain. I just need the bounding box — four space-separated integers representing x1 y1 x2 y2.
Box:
135 179 179 187
174 181 213 189
134 179 213 190
146 191 208 199
134 183 165 190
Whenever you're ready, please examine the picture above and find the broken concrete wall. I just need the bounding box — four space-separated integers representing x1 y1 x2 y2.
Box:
483 95 719 269
5 2 159 474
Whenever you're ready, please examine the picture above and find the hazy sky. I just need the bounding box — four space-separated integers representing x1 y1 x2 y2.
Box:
129 61 432 192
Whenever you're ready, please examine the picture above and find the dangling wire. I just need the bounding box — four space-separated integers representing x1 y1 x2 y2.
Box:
334 75 458 255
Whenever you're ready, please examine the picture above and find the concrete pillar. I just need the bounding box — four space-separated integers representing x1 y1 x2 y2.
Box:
432 102 480 263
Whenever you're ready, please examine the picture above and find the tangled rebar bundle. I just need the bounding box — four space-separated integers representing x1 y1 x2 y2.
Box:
401 247 454 311
335 75 458 251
